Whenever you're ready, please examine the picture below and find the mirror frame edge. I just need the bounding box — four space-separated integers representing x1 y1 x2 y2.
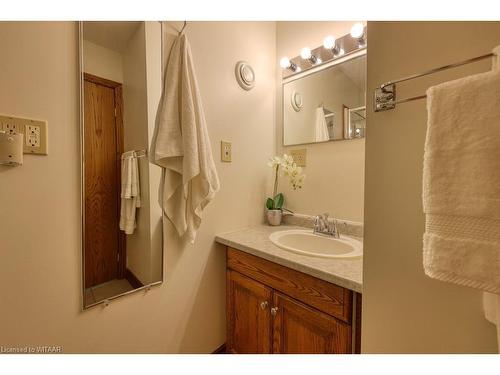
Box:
78 21 165 311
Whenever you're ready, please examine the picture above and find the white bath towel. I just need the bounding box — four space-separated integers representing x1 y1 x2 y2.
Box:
315 107 330 142
423 55 500 295
119 151 141 235
152 30 220 243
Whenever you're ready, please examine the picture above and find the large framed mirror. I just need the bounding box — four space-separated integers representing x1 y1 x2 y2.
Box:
282 52 366 146
79 21 164 309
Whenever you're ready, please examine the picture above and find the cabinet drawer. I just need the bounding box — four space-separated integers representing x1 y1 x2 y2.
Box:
227 247 352 323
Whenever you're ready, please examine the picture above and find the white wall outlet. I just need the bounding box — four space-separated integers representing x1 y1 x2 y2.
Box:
1 120 21 134
290 148 306 167
0 114 48 155
221 141 232 162
26 125 41 148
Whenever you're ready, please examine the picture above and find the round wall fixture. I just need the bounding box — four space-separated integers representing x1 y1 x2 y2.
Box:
291 91 303 112
235 61 255 90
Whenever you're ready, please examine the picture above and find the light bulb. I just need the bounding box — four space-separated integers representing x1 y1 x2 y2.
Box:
350 23 364 39
338 48 345 56
323 36 336 49
316 57 322 64
280 56 291 69
300 47 312 60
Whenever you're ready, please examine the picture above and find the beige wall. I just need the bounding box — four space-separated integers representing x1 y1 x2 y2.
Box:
121 22 154 284
363 21 499 353
82 40 123 83
276 22 365 222
0 21 275 353
144 21 164 284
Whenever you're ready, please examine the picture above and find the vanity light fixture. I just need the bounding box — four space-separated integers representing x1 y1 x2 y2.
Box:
323 35 340 56
350 22 366 46
280 56 299 72
280 23 366 77
300 47 321 64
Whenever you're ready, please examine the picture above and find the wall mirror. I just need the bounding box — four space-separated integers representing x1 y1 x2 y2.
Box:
79 21 163 309
282 53 366 146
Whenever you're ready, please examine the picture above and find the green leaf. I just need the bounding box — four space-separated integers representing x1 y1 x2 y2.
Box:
265 198 274 210
273 193 284 209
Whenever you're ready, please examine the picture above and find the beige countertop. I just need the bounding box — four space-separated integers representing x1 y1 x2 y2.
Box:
215 224 363 293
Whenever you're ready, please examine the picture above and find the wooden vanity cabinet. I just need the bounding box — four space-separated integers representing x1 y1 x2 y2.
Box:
227 270 272 353
226 247 361 354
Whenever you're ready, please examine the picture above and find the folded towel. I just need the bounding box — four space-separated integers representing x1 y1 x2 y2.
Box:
422 59 500 294
315 107 330 142
119 151 141 235
152 29 220 243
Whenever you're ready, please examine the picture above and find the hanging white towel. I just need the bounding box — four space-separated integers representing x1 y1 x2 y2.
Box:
422 49 500 295
152 28 220 244
119 151 141 235
314 107 330 142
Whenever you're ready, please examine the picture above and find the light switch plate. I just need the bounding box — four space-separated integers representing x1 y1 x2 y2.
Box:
221 141 232 162
0 114 48 155
290 148 306 167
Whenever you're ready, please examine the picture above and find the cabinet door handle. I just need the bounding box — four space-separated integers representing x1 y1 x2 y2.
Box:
260 301 269 310
270 306 279 316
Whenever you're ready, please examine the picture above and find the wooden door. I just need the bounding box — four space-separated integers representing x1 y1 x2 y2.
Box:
272 292 351 354
84 73 124 288
227 270 272 353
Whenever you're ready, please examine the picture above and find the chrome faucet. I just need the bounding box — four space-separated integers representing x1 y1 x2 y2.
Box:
313 213 340 238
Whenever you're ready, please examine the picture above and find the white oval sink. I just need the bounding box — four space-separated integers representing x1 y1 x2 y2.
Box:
269 229 362 259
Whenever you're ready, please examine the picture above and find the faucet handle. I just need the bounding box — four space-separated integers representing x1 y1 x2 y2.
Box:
313 215 321 231
330 218 340 238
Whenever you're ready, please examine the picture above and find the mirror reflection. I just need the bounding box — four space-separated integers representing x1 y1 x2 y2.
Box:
283 54 366 146
344 106 366 139
81 21 163 308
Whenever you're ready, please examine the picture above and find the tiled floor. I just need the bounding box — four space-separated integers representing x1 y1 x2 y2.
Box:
85 278 134 306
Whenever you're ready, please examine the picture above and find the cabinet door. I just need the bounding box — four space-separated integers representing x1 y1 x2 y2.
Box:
272 292 352 354
227 270 272 353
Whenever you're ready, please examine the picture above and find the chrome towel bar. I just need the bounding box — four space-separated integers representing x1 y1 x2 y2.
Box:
135 149 147 158
374 52 495 112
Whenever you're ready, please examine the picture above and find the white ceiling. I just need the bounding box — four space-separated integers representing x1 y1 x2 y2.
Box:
83 21 141 52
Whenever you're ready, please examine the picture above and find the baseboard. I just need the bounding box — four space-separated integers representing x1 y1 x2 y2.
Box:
212 343 226 354
125 268 144 289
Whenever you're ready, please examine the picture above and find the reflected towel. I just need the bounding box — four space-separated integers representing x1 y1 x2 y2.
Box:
119 151 141 235
315 107 330 142
152 29 220 243
422 52 500 294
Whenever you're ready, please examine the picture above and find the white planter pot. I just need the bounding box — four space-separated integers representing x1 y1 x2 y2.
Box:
266 209 282 226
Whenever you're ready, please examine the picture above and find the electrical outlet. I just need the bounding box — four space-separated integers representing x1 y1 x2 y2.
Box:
26 125 41 148
0 114 48 155
2 121 21 134
290 148 306 167
221 141 232 162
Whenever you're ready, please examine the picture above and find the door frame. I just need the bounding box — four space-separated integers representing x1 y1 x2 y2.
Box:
83 72 126 282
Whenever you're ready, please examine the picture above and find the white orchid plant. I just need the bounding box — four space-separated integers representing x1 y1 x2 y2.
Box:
266 154 305 211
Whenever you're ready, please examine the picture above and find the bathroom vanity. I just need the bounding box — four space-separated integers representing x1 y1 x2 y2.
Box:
216 224 362 354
